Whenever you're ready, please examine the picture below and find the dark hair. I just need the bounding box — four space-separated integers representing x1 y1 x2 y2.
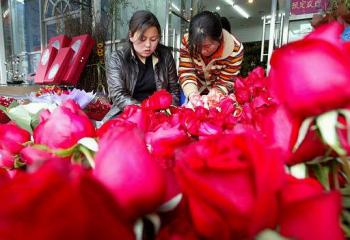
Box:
220 17 231 33
188 11 222 57
129 10 161 41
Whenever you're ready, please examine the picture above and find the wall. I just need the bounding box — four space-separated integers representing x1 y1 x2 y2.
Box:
233 24 271 43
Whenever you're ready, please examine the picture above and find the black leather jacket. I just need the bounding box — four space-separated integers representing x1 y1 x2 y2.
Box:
103 43 180 121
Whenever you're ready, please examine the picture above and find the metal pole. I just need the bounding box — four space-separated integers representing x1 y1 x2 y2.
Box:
260 16 266 62
267 0 277 72
172 28 176 57
39 0 45 50
279 13 284 47
282 0 291 45
176 32 181 69
161 29 165 45
165 0 170 46
92 0 101 37
0 2 7 84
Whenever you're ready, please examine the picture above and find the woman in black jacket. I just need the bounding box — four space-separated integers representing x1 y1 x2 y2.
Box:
103 10 180 121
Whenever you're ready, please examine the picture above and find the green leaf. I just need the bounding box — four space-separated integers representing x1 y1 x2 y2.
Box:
14 158 26 169
78 145 95 168
343 197 350 208
289 163 307 179
341 223 350 239
158 193 183 212
316 111 346 156
133 219 143 240
30 111 41 130
145 214 161 234
338 109 350 146
311 164 330 190
7 105 33 133
341 187 350 196
343 210 350 225
255 229 290 240
292 117 314 152
78 137 98 152
0 105 7 112
8 100 19 109
306 155 334 165
54 144 78 157
21 102 56 115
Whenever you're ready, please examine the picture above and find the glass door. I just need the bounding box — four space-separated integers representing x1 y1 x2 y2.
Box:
165 0 192 67
0 0 40 84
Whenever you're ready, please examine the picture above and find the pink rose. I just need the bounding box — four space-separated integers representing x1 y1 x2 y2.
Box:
20 145 67 171
0 122 30 154
34 99 96 150
0 149 14 169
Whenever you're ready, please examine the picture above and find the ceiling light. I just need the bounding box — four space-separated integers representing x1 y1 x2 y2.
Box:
233 4 250 18
216 6 221 11
171 3 180 12
248 0 253 3
224 0 234 5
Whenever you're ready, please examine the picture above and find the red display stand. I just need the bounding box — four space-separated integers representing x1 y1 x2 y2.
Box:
48 34 71 49
43 47 74 84
34 46 58 84
62 34 95 86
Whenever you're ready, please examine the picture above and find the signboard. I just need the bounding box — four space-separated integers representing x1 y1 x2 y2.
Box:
291 0 329 15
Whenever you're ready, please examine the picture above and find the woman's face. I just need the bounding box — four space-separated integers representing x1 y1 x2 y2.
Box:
130 26 160 59
200 37 221 57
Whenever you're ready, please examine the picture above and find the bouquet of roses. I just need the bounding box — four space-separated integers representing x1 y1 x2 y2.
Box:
84 98 111 121
0 96 16 124
0 21 348 240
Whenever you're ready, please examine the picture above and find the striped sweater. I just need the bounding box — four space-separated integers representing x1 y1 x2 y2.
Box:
178 29 244 97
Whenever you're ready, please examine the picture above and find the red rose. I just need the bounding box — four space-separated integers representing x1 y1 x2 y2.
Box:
279 176 344 240
0 122 30 154
119 105 151 132
180 107 223 137
257 104 331 165
97 118 136 138
142 89 173 111
145 122 191 159
19 145 68 171
0 149 14 169
157 201 198 240
93 124 166 221
0 161 134 240
288 122 328 165
269 22 350 118
34 99 96 150
175 132 285 239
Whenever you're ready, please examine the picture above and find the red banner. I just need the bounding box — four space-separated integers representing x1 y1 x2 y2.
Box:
291 0 329 15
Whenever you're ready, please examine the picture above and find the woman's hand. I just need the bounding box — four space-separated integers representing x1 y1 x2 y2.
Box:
207 88 224 107
188 92 204 107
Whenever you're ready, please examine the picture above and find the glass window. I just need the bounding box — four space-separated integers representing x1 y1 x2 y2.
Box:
101 0 167 41
1 0 12 61
1 0 40 83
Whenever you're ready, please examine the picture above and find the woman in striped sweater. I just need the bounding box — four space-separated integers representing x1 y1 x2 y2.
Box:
179 11 244 106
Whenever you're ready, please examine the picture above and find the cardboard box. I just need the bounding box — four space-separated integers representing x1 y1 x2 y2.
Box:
48 34 71 49
34 46 58 84
62 34 95 86
43 47 74 84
